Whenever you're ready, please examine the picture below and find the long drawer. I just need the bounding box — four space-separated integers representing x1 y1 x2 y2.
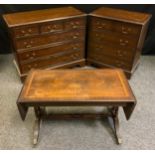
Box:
17 41 85 62
90 17 141 36
88 52 132 70
15 29 85 51
88 42 134 63
12 17 86 38
89 30 138 48
20 51 83 73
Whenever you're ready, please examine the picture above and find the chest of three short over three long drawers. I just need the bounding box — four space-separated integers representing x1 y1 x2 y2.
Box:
87 7 151 78
3 7 86 81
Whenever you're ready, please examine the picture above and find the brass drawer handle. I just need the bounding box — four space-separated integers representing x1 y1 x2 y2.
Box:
47 25 58 31
24 40 34 48
122 30 128 34
21 30 25 34
73 47 78 50
26 45 32 48
73 25 78 29
71 54 79 59
28 64 37 68
73 34 79 39
120 39 129 46
47 26 51 30
122 27 131 34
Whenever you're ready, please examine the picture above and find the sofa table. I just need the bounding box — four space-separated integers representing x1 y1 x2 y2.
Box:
17 69 136 145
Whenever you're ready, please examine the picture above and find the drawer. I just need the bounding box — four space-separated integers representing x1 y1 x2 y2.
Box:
13 25 39 38
88 53 132 70
20 51 83 73
15 29 85 51
88 42 133 62
41 21 63 33
64 17 86 30
17 41 85 62
91 17 141 36
90 30 138 48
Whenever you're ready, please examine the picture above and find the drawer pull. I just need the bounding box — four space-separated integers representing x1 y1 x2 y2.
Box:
120 39 129 46
73 36 78 39
26 45 32 48
28 29 32 32
73 47 78 50
122 27 131 34
21 30 25 34
122 30 128 34
47 26 51 29
71 54 79 59
73 25 78 29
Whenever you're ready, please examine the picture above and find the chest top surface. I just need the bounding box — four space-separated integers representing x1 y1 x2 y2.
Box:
19 69 135 102
90 7 151 24
3 6 86 27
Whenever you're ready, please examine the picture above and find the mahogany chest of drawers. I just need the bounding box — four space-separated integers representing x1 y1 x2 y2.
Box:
87 7 151 78
3 7 86 81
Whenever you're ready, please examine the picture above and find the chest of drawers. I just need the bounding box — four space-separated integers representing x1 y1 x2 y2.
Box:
87 7 151 78
3 7 86 81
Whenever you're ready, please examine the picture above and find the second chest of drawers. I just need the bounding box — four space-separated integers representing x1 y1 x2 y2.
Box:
3 7 86 81
87 7 151 78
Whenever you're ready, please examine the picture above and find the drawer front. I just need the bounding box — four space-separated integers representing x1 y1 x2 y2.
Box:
90 30 138 48
18 41 85 62
88 52 132 70
20 51 83 73
41 17 86 33
13 25 39 38
88 42 133 62
91 17 141 36
64 17 86 30
15 29 85 51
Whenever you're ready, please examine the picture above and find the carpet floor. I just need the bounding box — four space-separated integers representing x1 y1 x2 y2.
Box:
0 54 155 149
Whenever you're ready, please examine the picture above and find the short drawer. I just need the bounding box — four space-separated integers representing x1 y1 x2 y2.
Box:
20 51 83 73
64 17 86 30
88 53 132 70
12 25 39 38
17 41 85 62
90 30 138 48
15 29 85 51
88 42 133 62
91 17 141 36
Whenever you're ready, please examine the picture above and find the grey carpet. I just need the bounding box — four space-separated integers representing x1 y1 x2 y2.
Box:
0 54 155 149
